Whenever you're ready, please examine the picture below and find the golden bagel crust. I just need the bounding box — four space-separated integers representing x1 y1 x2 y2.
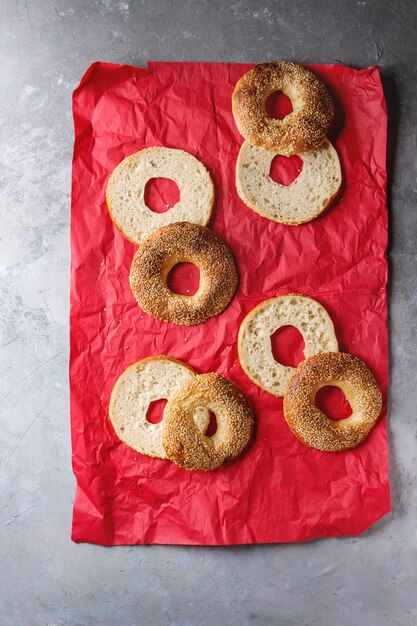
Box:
232 62 334 155
283 352 382 452
162 373 254 471
129 222 238 326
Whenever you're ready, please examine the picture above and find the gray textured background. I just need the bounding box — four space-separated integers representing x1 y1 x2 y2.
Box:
1 0 416 624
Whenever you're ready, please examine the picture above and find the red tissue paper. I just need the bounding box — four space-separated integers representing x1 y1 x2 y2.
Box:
70 61 389 545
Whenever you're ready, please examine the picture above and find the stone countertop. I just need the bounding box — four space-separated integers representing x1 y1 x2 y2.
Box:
1 1 416 624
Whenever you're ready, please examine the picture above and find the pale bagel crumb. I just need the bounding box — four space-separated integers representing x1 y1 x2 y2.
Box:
232 62 334 155
109 355 209 459
238 295 338 397
236 138 341 225
130 222 238 326
284 352 382 452
106 147 214 245
162 373 254 471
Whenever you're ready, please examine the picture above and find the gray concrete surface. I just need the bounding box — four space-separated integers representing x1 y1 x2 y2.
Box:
1 0 416 624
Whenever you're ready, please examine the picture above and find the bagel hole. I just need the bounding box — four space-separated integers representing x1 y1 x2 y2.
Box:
265 91 293 120
167 263 200 296
205 411 218 437
271 326 305 368
269 154 303 186
144 177 180 213
146 398 167 424
315 386 352 421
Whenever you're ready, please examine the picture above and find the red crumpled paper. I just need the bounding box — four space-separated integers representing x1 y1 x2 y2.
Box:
70 61 389 545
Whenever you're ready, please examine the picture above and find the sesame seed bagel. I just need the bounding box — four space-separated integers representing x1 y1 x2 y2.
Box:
106 147 214 245
238 295 338 397
284 352 382 452
232 62 335 155
162 373 254 471
130 222 238 326
109 356 210 459
236 138 341 225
